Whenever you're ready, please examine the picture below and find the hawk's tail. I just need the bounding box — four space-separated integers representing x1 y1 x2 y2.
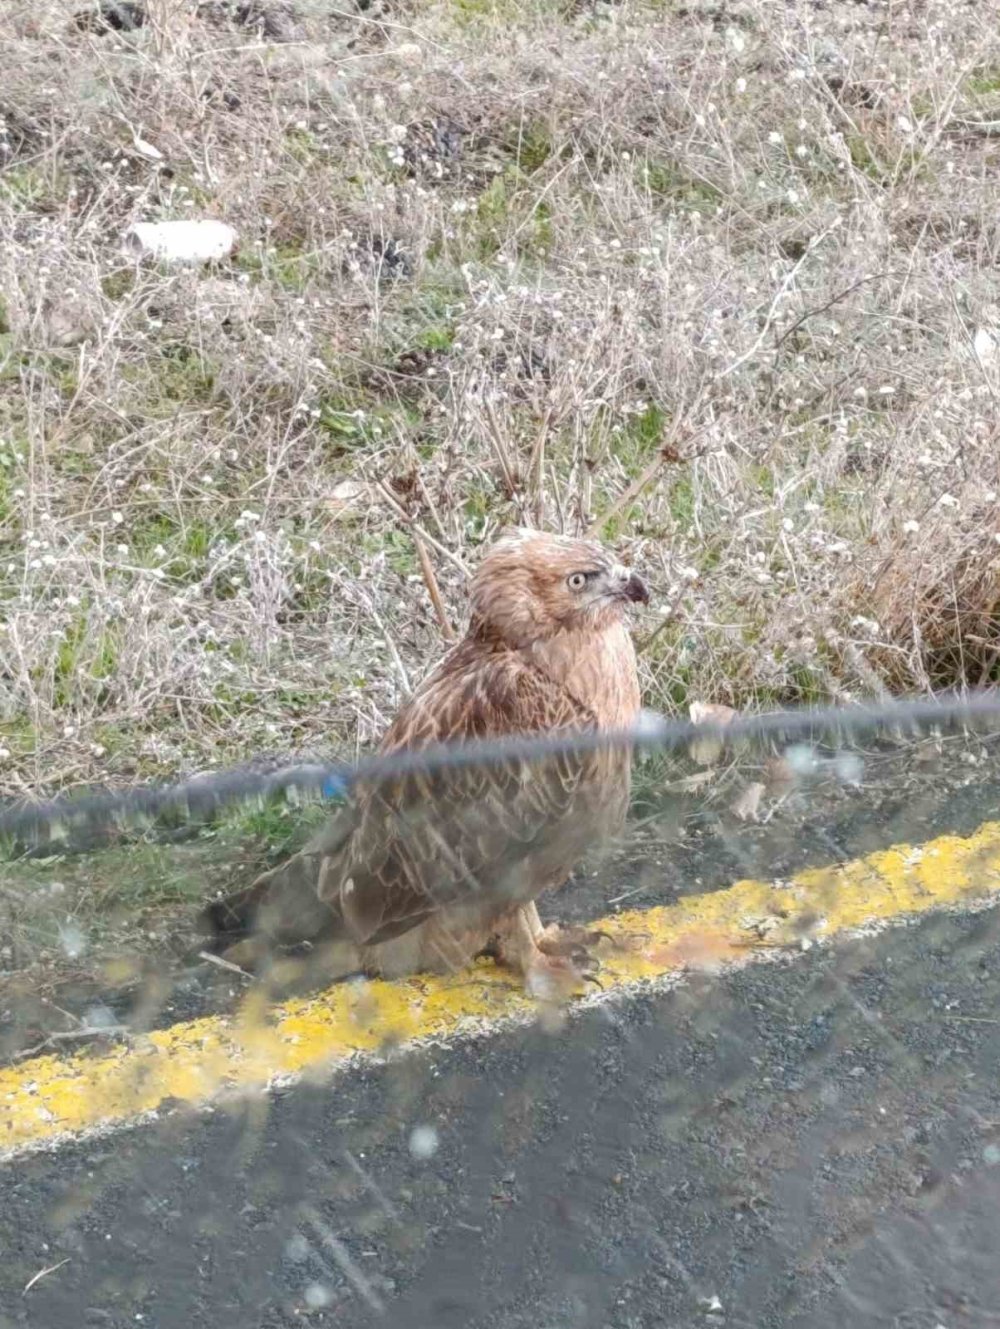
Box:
197 805 356 962
198 876 274 950
196 849 349 958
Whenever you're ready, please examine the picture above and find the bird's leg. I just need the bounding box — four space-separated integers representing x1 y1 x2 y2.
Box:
522 900 611 965
494 903 601 999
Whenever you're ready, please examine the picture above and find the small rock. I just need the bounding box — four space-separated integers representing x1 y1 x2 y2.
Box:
327 479 368 515
731 782 765 822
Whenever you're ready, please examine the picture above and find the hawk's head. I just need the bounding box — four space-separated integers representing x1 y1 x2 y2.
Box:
469 529 649 647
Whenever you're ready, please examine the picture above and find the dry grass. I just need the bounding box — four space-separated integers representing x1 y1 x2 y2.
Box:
3 0 1000 800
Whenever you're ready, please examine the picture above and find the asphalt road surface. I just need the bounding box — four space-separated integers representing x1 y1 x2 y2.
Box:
3 736 1000 1328
3 903 1000 1328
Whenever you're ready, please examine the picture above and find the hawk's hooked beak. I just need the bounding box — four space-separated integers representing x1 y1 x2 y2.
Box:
613 566 650 605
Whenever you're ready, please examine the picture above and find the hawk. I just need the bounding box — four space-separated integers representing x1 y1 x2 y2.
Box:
200 529 649 992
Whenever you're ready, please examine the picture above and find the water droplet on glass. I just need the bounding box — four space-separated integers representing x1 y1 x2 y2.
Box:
833 752 863 786
783 744 818 776
285 1234 310 1262
304 1282 332 1309
58 922 86 958
84 1003 117 1029
409 1124 439 1160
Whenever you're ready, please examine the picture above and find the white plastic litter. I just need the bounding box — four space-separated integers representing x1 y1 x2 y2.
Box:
974 326 999 364
124 220 237 264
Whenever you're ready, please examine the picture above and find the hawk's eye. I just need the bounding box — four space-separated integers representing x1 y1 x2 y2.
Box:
567 571 589 592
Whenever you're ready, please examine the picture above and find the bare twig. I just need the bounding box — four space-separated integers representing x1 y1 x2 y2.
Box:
772 271 896 355
481 399 520 499
636 595 684 657
366 601 412 696
196 949 254 979
718 221 841 379
588 430 709 540
413 531 456 641
23 1259 71 1295
375 482 470 578
527 409 551 529
14 1026 131 1061
587 450 667 538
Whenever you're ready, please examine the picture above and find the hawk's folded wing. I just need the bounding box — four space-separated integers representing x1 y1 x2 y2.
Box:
334 650 602 947
202 647 608 954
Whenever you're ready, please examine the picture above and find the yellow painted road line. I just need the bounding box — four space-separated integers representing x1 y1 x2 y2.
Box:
3 820 1000 1160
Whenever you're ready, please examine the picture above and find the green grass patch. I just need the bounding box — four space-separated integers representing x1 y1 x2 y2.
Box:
591 503 642 543
415 323 455 352
0 165 69 211
127 511 232 582
359 527 420 576
967 66 1000 97
668 471 694 527
505 121 554 174
845 134 926 187
121 343 217 413
101 268 137 302
450 0 575 28
462 482 498 539
388 279 464 357
220 796 333 864
317 392 421 453
0 347 78 395
0 464 11 528
284 126 326 165
473 171 555 258
53 613 119 710
605 402 667 476
641 158 722 212
237 243 322 293
748 462 774 497
0 716 39 760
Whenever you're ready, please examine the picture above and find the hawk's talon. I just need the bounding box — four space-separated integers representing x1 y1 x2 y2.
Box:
536 923 609 965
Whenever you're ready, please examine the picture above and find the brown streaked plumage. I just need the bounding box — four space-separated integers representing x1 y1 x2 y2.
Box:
200 529 649 993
